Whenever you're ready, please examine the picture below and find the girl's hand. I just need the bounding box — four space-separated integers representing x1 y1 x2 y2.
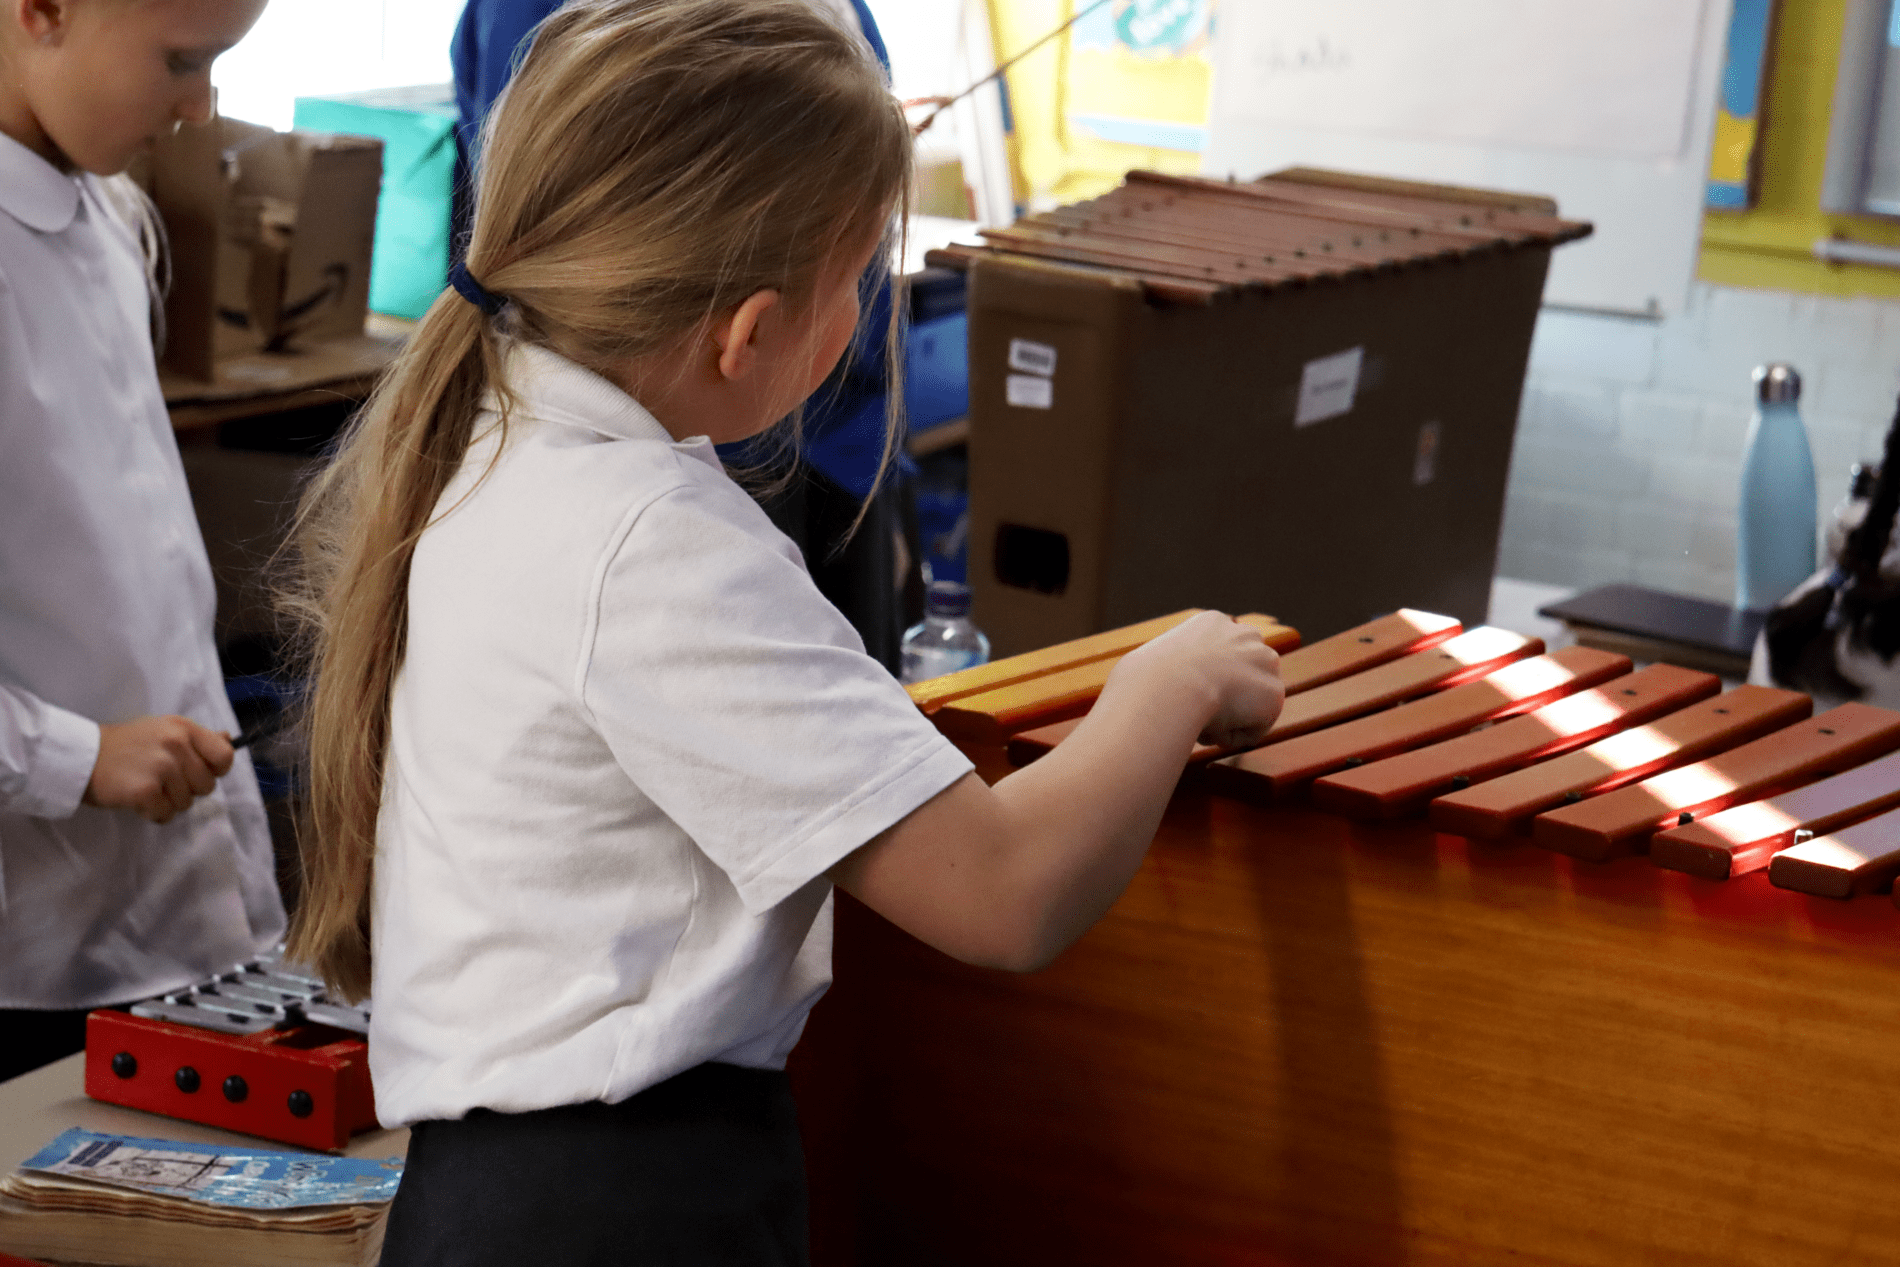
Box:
1111 610 1286 750
85 716 235 824
833 610 1285 973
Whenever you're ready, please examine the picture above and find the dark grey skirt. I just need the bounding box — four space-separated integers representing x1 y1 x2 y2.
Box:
378 1063 809 1267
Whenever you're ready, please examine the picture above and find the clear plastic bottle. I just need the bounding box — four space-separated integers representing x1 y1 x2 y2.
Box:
900 580 991 684
1735 363 1818 611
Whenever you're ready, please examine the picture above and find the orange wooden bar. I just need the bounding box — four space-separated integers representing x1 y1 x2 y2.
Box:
1649 747 1900 880
1313 663 1720 820
930 614 1298 746
1767 804 1900 898
1203 646 1629 803
1427 685 1811 840
905 608 1208 715
1004 608 1463 765
1532 703 1900 863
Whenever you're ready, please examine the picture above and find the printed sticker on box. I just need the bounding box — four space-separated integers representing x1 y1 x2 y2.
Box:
1294 346 1364 427
1008 338 1058 377
1006 374 1054 409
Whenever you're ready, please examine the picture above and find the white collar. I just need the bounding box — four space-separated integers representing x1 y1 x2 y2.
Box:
0 131 80 233
501 342 721 467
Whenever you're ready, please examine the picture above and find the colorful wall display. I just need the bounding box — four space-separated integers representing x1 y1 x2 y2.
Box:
1708 0 1781 209
993 0 1217 210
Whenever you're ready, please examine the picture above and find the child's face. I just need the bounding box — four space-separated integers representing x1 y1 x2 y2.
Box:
14 0 267 175
753 224 885 434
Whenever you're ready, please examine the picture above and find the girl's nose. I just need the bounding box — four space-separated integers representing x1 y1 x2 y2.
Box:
177 79 217 127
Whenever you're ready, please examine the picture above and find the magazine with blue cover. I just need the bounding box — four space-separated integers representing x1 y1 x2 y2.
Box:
19 1129 401 1209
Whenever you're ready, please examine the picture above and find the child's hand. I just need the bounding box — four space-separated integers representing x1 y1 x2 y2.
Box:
84 716 236 824
1114 610 1286 750
836 610 1287 972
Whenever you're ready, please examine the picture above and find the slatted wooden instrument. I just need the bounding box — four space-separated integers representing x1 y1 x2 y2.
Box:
792 607 1900 1267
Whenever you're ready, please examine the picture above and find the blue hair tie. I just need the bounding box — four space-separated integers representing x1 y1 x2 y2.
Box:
448 259 505 317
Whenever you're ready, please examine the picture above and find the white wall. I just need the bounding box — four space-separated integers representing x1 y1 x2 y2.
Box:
213 0 466 129
1498 284 1900 602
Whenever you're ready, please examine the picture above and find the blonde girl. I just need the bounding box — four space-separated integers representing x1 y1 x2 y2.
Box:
0 0 281 1082
286 0 1282 1259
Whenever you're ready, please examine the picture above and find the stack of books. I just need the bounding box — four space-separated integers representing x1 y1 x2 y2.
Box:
0 1128 399 1267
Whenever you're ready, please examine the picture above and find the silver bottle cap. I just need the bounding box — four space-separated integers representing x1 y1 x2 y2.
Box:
1754 363 1802 404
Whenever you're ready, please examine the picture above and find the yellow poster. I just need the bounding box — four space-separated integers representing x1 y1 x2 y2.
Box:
992 0 1216 209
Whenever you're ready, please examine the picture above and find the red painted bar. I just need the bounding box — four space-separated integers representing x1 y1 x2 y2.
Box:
1427 686 1812 841
1312 663 1719 821
1204 647 1629 803
1770 805 1900 899
1532 704 1900 863
1649 747 1900 880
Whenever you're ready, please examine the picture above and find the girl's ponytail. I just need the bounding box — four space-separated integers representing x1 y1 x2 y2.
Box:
281 0 911 1000
281 293 500 999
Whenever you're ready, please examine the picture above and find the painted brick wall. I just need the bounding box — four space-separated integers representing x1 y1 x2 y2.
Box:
1497 282 1900 603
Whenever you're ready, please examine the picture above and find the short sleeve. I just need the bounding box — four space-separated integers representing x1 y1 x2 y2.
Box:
578 476 973 912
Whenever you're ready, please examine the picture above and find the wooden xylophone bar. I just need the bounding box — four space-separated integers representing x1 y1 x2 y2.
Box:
793 607 1900 1267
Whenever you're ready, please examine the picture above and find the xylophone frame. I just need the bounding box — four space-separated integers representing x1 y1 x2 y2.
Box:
791 615 1900 1267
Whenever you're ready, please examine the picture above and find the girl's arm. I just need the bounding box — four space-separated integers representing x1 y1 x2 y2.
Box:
831 611 1284 972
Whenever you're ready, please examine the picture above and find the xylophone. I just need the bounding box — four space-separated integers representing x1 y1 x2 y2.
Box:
82 951 376 1152
791 608 1900 1267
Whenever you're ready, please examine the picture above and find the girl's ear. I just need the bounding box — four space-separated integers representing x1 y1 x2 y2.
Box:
17 0 72 43
711 289 780 382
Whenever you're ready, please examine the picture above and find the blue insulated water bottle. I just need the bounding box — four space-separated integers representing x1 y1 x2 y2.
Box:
1735 363 1817 611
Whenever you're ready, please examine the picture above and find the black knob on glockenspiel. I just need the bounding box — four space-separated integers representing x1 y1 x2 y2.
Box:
110 1052 137 1079
174 1066 200 1094
1450 775 1470 790
287 1089 314 1118
223 1075 249 1103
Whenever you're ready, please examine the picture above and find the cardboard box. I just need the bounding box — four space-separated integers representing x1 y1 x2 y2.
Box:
936 169 1591 656
148 118 382 382
294 85 457 321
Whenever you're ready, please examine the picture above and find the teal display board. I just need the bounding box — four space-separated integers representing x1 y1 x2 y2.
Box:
294 85 456 321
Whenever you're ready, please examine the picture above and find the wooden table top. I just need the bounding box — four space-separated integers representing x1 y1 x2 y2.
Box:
162 316 412 433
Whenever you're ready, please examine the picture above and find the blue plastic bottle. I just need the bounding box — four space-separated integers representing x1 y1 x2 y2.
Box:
900 581 991 684
1735 363 1817 611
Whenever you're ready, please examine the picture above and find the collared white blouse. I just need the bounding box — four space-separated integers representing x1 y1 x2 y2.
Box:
0 132 284 1009
371 346 972 1126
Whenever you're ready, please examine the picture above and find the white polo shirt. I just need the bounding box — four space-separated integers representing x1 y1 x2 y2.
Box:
0 132 284 1008
371 344 971 1125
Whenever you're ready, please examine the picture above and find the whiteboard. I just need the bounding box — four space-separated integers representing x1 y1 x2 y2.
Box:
1204 0 1731 316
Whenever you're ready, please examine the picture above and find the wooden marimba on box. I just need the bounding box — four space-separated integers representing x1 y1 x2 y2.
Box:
790 609 1900 1267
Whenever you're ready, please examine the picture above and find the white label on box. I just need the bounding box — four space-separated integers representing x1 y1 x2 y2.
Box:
1006 374 1054 409
1008 338 1058 376
1294 346 1364 427
1414 419 1442 485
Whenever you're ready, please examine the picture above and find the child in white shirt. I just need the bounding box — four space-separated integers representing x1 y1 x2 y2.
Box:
0 0 282 1079
283 2 1282 1261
